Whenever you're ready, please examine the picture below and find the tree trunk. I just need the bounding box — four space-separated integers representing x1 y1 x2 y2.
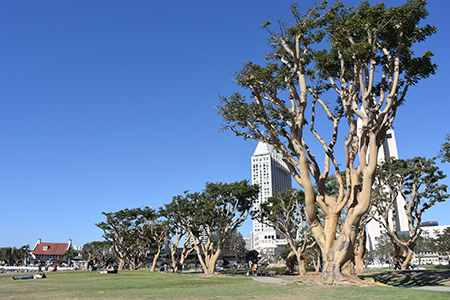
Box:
285 252 296 274
319 221 359 282
298 255 306 276
400 248 414 270
118 258 126 271
178 247 194 272
354 253 365 274
150 248 161 272
204 249 221 275
314 254 321 272
169 246 177 271
354 231 366 274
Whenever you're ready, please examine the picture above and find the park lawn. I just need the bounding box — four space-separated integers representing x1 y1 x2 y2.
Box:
0 270 449 300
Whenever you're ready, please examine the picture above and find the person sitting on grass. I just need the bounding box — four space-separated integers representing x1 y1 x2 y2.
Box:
13 273 46 280
99 265 118 274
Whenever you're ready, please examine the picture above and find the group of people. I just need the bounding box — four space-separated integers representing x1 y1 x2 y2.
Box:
98 265 118 274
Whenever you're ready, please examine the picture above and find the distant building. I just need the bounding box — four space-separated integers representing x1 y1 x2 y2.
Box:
243 237 251 250
420 222 450 239
30 238 73 265
413 221 450 265
250 142 292 252
356 123 409 251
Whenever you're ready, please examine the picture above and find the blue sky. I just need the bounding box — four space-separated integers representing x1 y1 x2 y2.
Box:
1 0 449 248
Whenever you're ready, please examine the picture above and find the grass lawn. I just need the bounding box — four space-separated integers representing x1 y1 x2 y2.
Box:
1 269 449 300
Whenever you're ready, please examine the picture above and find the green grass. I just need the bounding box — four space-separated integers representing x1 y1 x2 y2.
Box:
422 265 450 270
0 269 449 299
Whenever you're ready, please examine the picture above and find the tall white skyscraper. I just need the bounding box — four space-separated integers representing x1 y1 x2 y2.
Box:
363 128 409 251
250 142 292 252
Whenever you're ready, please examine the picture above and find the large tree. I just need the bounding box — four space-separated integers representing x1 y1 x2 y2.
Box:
217 0 436 281
372 157 448 269
147 220 169 272
170 180 259 275
160 202 195 272
82 241 115 267
96 207 158 270
223 230 247 263
253 188 315 275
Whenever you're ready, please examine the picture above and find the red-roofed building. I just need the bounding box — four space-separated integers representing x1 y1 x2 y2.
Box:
31 238 73 264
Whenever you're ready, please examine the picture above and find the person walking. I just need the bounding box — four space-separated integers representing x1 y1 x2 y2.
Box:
252 264 258 277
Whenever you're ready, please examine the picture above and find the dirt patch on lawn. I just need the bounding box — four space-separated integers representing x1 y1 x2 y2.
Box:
360 269 450 287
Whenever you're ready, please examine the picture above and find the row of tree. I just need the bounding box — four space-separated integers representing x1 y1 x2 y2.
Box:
252 155 448 275
43 1 449 284
0 246 29 266
95 180 260 274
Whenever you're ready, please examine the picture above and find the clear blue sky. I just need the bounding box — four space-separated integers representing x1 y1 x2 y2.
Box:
1 0 449 248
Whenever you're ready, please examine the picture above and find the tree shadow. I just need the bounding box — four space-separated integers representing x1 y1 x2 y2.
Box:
360 270 450 287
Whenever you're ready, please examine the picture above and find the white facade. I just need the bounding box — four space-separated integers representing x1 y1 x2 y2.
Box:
413 223 450 265
364 128 409 251
250 142 292 252
420 224 450 239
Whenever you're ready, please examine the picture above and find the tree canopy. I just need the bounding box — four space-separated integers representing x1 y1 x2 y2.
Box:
166 180 259 275
96 207 158 270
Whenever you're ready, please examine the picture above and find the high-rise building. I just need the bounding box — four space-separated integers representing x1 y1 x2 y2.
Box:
363 128 409 251
250 142 292 252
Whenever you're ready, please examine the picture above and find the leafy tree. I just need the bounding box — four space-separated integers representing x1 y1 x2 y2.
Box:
96 207 158 270
82 241 115 266
223 230 246 263
435 227 450 261
245 250 259 264
438 134 450 163
170 180 259 275
372 157 448 269
373 233 395 266
253 188 315 275
65 248 78 267
0 246 30 266
217 0 436 282
147 220 169 272
160 202 195 272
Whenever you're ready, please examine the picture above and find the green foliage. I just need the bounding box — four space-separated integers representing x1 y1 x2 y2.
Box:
96 206 159 269
169 180 259 244
82 241 115 266
372 156 448 268
438 134 450 163
0 245 29 265
218 0 437 145
373 234 395 265
245 250 259 263
374 157 448 228
223 230 246 262
164 180 259 274
435 227 450 255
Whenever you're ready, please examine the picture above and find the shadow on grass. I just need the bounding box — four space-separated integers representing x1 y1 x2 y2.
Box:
360 270 450 287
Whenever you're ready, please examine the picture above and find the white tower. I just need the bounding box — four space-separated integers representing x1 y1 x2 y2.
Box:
364 128 409 251
250 142 292 252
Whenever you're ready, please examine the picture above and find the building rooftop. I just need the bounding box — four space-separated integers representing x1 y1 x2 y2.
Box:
32 242 69 256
